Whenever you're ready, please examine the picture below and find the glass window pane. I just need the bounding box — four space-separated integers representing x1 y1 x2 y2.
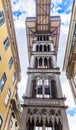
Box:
0 72 7 92
3 37 10 51
12 72 16 84
0 10 5 26
8 56 13 69
38 86 42 94
45 87 50 95
5 88 11 106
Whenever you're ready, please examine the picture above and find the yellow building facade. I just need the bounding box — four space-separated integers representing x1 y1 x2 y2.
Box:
0 0 21 130
63 0 76 104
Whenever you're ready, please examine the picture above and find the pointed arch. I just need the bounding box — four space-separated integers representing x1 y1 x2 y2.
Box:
44 57 47 67
35 57 38 68
47 45 50 52
32 79 36 98
49 57 53 69
36 45 39 51
37 36 39 41
39 57 42 67
44 45 47 52
58 120 62 130
40 45 42 52
51 80 57 99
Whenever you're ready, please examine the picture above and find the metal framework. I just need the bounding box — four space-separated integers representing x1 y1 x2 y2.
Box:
36 0 50 32
26 16 61 59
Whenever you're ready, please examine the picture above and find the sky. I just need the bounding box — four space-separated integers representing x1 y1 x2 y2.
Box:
11 0 76 130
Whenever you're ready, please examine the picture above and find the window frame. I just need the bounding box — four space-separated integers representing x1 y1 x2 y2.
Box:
3 37 10 51
0 72 7 93
0 54 1 61
0 10 5 26
0 115 3 129
8 56 13 69
73 73 76 87
4 88 11 106
12 72 16 84
74 23 76 36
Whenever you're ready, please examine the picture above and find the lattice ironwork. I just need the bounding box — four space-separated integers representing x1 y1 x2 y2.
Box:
36 0 50 32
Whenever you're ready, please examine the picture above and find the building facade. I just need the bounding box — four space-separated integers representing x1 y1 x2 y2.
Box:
0 0 21 130
63 0 76 104
21 0 69 130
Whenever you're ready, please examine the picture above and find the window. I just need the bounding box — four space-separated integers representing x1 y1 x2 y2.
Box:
74 23 76 36
0 115 3 129
44 79 49 86
0 10 5 26
0 72 7 92
73 74 76 87
0 55 1 61
44 79 50 98
37 78 43 98
51 80 57 98
12 72 16 84
36 78 51 98
3 37 10 51
10 119 13 128
5 88 11 106
37 35 49 41
15 121 18 127
8 56 13 69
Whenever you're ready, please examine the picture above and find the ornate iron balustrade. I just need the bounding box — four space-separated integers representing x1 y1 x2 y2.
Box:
27 68 60 74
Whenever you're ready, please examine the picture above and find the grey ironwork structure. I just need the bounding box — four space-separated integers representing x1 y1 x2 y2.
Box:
21 0 69 130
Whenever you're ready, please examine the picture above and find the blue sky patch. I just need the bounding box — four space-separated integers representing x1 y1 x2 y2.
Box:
67 107 76 116
57 1 72 14
52 0 72 14
13 10 26 18
13 10 22 17
13 0 19 5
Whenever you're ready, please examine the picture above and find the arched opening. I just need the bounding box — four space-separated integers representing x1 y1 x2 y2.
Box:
58 120 62 130
49 57 53 69
44 79 50 98
32 79 36 98
36 45 39 51
54 120 59 130
27 118 34 130
44 57 47 68
37 36 39 41
40 36 42 41
47 45 50 52
44 45 47 52
45 118 52 128
46 36 49 41
39 57 42 68
44 36 46 41
40 45 42 52
35 57 38 68
51 80 57 99
36 78 43 98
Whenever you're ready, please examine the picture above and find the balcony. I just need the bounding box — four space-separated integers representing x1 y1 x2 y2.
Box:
22 96 67 109
27 67 60 74
31 51 56 56
26 17 36 21
26 16 60 22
